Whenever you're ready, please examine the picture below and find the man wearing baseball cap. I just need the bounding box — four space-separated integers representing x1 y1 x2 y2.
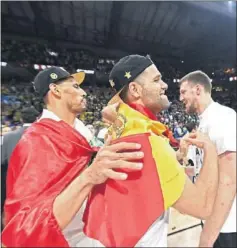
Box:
2 67 145 247
83 55 219 247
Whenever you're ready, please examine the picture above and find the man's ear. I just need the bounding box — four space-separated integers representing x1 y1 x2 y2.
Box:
195 84 201 96
128 82 142 99
49 83 61 97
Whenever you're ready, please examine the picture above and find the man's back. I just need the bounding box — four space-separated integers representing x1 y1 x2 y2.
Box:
1 126 28 211
1 126 27 165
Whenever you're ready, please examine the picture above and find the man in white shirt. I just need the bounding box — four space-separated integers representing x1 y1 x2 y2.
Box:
180 70 236 247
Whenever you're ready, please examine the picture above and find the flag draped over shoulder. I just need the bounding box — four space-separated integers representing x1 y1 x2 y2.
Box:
83 103 186 247
1 119 94 247
127 102 180 148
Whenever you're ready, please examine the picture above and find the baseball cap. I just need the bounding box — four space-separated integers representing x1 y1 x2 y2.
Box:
33 67 85 97
108 55 153 104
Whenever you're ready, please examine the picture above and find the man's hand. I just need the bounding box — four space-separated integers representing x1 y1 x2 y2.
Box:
176 133 190 163
177 131 214 163
101 102 120 125
183 131 215 150
53 137 144 229
84 137 144 185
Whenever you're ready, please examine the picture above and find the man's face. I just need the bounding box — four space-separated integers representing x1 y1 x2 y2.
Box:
179 81 198 114
136 64 169 114
57 77 87 114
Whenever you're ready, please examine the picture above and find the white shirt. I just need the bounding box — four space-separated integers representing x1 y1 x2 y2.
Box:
97 127 108 140
197 102 236 233
39 109 93 142
23 123 32 127
40 109 170 247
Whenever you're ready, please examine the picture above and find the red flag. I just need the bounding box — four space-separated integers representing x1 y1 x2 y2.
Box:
1 119 94 247
83 103 185 247
128 103 179 148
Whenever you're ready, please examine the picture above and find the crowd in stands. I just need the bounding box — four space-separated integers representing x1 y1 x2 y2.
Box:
2 80 236 140
2 39 235 81
0 39 193 80
1 40 96 71
1 39 236 140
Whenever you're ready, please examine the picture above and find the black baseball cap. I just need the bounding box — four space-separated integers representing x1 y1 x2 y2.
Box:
108 55 153 104
33 67 85 97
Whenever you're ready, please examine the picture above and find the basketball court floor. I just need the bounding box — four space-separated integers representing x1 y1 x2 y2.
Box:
168 208 202 247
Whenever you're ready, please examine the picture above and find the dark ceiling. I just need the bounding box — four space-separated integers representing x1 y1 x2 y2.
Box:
1 1 236 66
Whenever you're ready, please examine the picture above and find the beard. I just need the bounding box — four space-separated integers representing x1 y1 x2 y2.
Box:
70 101 87 115
146 97 171 114
186 102 196 114
159 96 171 111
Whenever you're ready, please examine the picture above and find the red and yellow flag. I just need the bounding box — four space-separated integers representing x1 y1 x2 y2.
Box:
83 103 185 247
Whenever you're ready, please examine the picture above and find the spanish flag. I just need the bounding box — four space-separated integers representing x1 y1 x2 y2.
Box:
83 103 186 247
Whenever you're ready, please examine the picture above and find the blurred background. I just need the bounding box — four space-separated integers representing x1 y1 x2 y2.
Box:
1 0 236 140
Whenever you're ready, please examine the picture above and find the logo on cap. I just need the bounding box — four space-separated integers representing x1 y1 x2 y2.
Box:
124 71 131 79
50 73 58 80
109 79 115 88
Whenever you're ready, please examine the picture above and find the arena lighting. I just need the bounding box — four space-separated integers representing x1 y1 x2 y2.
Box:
46 49 58 57
1 62 7 66
34 64 39 70
181 61 184 63
76 69 94 74
177 79 180 82
230 77 237 81
173 79 177 83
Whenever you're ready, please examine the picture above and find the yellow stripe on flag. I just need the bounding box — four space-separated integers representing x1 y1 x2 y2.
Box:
149 135 186 210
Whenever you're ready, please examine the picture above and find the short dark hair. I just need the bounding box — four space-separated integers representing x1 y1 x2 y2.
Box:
179 70 212 93
119 74 144 102
119 85 129 102
21 107 40 123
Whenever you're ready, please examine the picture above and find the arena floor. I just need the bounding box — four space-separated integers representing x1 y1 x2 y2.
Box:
168 208 202 247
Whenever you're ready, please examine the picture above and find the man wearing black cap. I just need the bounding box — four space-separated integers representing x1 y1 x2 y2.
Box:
85 55 219 247
2 67 144 247
34 67 93 142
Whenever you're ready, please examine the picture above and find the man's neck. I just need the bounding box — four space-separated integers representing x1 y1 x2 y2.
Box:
197 97 213 115
127 102 158 121
46 106 76 127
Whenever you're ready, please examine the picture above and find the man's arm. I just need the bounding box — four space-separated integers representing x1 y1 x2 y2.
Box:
199 151 236 247
173 132 218 219
53 141 144 229
2 138 144 247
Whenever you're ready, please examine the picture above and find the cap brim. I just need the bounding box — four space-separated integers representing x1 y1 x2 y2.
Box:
71 71 86 85
108 88 124 105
